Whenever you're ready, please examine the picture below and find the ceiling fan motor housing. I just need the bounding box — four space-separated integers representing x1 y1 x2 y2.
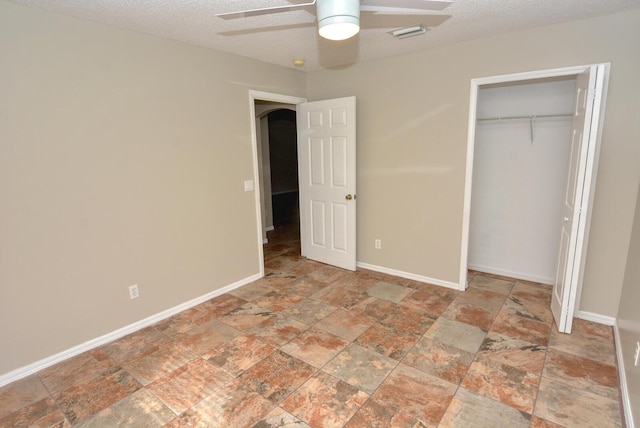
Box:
317 0 361 40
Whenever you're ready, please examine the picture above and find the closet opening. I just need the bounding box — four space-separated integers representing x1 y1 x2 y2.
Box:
468 76 577 285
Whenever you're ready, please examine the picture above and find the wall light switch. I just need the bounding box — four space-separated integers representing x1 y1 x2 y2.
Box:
244 180 254 192
129 284 139 300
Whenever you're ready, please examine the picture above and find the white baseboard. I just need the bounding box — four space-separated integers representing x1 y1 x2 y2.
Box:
613 320 635 428
0 273 262 388
467 263 554 285
265 226 275 232
356 262 462 291
574 310 616 326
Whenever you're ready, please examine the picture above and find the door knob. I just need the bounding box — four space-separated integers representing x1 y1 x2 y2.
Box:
345 194 354 200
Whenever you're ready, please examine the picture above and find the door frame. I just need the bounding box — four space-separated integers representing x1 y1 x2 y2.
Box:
249 90 307 277
459 64 610 313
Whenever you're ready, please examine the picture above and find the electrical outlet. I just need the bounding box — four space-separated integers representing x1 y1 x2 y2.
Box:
129 284 139 300
635 341 640 367
374 239 381 250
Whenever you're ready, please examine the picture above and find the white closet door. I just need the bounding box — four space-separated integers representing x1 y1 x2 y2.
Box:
551 65 606 333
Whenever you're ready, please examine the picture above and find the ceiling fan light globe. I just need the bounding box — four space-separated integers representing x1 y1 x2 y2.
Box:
317 0 360 41
319 20 360 40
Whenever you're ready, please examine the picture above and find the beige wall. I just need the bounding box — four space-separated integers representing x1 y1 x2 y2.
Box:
0 1 306 375
307 10 640 318
617 182 640 425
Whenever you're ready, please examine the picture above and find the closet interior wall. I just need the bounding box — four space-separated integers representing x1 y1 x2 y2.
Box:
469 77 577 284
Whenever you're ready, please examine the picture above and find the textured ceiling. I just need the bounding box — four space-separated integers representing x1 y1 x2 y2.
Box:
9 0 640 70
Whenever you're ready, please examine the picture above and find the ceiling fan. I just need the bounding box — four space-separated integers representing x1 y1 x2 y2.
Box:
216 0 452 41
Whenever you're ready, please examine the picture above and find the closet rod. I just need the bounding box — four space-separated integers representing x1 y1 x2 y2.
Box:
476 113 573 143
476 113 573 122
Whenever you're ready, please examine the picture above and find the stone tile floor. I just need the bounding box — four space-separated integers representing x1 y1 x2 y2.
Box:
0 224 625 427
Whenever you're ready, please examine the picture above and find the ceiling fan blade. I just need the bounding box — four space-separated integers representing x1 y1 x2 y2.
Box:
360 0 452 12
216 0 316 20
219 22 316 36
360 12 451 29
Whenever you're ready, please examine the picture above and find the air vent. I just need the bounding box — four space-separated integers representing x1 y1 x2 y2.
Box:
389 25 427 39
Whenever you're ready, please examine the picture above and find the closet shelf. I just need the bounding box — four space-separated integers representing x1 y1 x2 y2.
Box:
476 113 572 122
476 113 573 144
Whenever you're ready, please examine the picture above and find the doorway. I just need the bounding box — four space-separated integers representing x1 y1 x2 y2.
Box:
256 106 302 270
249 91 307 276
460 64 609 333
267 109 300 229
256 106 300 242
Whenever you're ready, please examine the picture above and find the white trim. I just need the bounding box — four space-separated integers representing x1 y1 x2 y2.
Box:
357 262 461 291
468 264 553 286
574 310 616 326
0 273 261 388
469 65 601 86
249 91 306 106
249 90 307 278
459 78 479 290
613 320 635 428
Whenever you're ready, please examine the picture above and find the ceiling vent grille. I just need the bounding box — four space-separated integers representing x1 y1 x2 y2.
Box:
389 25 427 39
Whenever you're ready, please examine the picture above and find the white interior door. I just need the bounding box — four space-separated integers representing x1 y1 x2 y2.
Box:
552 65 606 333
297 96 356 271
